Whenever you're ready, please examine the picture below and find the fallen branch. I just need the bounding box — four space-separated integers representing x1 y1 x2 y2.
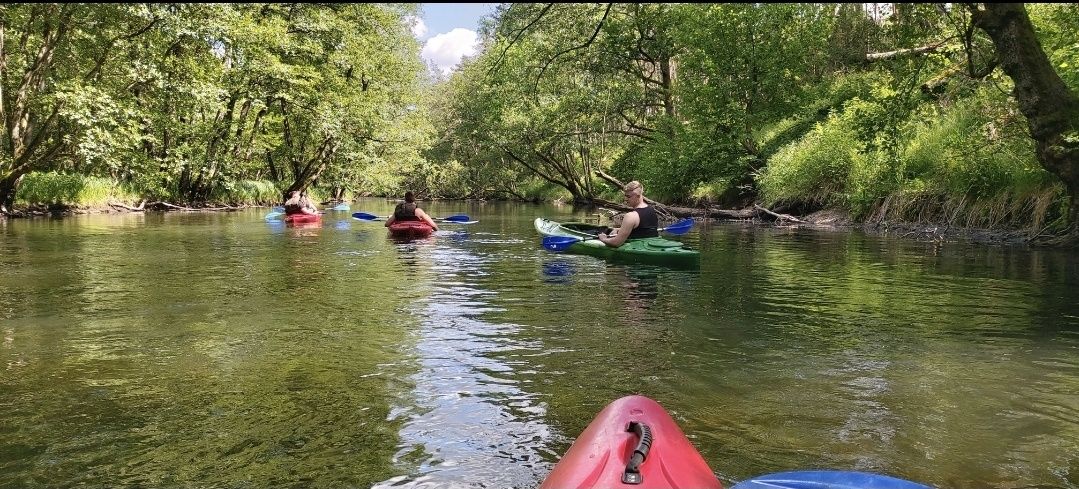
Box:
754 204 808 224
593 169 767 220
866 39 954 62
148 201 244 211
108 199 146 211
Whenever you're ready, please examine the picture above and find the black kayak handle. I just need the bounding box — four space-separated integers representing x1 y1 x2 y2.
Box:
622 421 653 485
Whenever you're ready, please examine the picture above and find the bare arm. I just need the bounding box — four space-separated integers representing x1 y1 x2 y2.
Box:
385 215 396 227
416 209 439 231
598 211 638 247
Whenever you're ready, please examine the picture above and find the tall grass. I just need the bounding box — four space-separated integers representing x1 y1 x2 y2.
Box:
207 179 282 205
758 86 1064 232
758 114 863 206
16 173 301 208
16 172 139 206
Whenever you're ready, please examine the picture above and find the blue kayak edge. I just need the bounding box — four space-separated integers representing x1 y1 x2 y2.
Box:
731 470 933 489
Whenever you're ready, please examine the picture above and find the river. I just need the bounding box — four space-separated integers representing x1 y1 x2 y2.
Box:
1 199 1076 488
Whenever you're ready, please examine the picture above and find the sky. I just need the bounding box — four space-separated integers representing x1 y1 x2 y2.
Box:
411 3 499 75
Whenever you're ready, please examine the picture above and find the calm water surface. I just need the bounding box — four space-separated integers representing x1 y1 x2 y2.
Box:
1 200 1077 488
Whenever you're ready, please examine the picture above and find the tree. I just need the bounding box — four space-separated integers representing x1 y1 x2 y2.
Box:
0 4 159 212
969 3 1079 238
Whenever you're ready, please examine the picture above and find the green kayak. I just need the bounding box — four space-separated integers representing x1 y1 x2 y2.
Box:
535 218 700 268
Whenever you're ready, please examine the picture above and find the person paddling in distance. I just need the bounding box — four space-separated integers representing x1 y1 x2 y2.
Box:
385 191 439 231
283 190 319 216
597 180 659 247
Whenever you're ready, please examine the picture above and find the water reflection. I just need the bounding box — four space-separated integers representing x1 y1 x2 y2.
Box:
622 267 660 306
541 259 575 284
373 238 554 488
265 219 286 234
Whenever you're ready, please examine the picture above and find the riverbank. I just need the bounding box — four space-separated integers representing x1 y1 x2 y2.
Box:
781 209 1043 246
3 201 253 217
5 199 1058 248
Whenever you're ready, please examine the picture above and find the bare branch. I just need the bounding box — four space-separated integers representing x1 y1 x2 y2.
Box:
487 3 554 76
532 3 612 98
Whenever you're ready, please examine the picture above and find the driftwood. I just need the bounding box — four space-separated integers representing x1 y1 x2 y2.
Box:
592 170 681 220
753 204 807 224
148 201 243 211
592 169 827 225
593 169 768 220
108 200 146 211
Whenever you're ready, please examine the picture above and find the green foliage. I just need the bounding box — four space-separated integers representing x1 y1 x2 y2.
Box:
1 3 1072 235
206 180 282 205
762 83 1062 229
759 114 864 206
16 172 139 206
1028 4 1079 91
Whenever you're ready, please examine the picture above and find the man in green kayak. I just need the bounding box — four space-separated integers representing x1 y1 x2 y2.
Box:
597 180 659 247
385 191 439 231
283 190 319 216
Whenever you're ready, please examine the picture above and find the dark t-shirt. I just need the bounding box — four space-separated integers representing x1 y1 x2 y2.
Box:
627 205 659 239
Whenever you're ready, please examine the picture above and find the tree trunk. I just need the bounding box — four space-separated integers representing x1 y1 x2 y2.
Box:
284 137 337 196
970 3 1079 238
0 172 24 214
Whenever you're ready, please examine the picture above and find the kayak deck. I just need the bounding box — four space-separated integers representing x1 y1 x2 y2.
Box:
540 395 723 489
535 218 700 268
389 220 434 238
285 213 321 224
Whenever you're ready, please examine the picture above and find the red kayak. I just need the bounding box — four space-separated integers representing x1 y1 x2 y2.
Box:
284 213 321 224
541 395 723 489
388 220 434 238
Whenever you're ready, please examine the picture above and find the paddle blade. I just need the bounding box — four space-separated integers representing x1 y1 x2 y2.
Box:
542 236 582 252
331 203 350 211
264 211 284 220
661 218 695 235
272 206 284 213
440 214 472 223
352 212 382 221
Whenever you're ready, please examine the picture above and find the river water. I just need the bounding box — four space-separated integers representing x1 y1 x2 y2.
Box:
1 200 1077 488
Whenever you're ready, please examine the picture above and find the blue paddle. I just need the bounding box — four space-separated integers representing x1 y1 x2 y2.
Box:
542 235 584 251
435 214 477 224
264 205 287 220
353 212 476 224
661 217 695 235
541 218 696 252
352 212 387 221
330 203 350 211
730 471 932 489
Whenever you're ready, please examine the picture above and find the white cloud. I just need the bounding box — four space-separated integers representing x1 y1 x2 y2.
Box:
407 16 427 38
421 28 478 75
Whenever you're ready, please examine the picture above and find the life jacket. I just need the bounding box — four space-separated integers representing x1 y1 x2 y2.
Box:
627 205 659 239
394 202 420 221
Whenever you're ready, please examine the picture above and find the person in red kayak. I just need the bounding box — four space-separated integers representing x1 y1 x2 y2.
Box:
597 180 658 247
283 190 319 216
385 191 439 231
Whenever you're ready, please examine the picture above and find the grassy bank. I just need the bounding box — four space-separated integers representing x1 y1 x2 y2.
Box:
14 172 295 210
756 86 1068 237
